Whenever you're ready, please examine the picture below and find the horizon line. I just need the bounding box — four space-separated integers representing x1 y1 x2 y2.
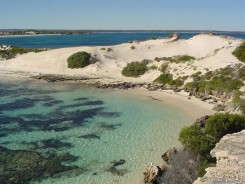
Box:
0 29 245 33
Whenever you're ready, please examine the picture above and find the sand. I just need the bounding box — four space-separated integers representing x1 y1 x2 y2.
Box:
0 34 243 114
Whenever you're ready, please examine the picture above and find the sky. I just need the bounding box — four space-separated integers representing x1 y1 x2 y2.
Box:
0 0 245 31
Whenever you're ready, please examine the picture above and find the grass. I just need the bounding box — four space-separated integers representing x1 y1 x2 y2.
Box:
155 55 195 63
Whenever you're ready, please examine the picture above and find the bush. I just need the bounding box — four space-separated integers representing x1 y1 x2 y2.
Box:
154 55 195 64
0 46 46 60
130 46 135 50
177 55 195 62
179 113 245 177
232 42 245 62
154 73 184 86
185 76 243 93
121 61 148 77
205 114 245 140
67 51 91 69
179 124 216 157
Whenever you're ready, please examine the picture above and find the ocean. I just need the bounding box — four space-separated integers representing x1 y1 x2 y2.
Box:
0 32 244 48
0 79 194 184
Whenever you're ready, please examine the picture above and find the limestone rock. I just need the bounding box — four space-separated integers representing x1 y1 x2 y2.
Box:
194 130 245 184
143 163 162 183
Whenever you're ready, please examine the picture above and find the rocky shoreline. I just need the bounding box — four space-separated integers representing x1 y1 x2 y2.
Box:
31 74 237 114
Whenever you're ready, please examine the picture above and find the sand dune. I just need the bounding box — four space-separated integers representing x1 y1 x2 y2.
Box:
0 34 243 84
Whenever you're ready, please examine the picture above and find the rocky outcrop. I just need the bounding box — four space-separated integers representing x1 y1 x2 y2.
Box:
143 163 162 184
161 147 177 163
194 130 245 184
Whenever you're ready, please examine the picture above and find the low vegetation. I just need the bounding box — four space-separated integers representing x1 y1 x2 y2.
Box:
179 113 245 176
67 51 91 69
0 46 47 60
186 65 244 94
232 42 245 62
154 73 184 86
233 90 245 113
130 46 135 50
121 60 149 77
155 55 195 63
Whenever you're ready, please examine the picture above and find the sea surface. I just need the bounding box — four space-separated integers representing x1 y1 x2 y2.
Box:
0 79 194 184
0 32 244 48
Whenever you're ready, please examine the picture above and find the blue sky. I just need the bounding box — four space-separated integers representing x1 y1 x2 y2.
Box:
0 0 244 31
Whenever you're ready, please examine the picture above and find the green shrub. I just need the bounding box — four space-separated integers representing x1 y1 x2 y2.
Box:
0 46 46 60
107 48 113 52
154 73 184 86
179 124 216 157
67 51 91 69
185 76 243 93
130 46 135 50
205 114 245 140
177 55 195 62
121 61 148 77
179 113 245 177
154 55 195 63
149 65 158 70
232 42 245 62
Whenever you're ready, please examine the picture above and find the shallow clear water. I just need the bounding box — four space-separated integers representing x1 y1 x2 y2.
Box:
0 80 194 184
0 32 244 48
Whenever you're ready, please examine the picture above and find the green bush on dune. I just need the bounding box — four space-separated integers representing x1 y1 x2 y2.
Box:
67 51 91 69
154 73 184 86
232 42 245 62
121 60 149 77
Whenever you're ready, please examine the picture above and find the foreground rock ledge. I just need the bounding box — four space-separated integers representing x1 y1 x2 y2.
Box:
194 130 245 184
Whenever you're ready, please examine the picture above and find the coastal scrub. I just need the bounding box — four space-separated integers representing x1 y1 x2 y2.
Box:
67 51 91 68
232 42 245 62
179 113 245 176
121 60 149 77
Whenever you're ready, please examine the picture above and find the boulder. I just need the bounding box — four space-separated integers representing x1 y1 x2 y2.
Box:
161 147 177 163
143 163 162 184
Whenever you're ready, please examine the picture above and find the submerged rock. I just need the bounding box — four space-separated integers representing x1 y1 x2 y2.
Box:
0 146 83 184
106 159 127 176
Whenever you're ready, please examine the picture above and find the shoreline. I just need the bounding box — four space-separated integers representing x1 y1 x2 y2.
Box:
0 71 215 119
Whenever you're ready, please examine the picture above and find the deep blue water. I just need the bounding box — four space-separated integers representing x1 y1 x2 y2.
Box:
0 32 244 48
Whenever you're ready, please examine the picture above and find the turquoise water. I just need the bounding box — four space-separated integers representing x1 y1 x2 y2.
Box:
0 32 244 48
0 79 194 184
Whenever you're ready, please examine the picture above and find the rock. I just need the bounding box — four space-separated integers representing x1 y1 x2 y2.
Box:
194 130 245 184
195 115 210 128
143 163 162 184
212 104 225 111
0 146 83 184
161 147 177 163
110 159 126 167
